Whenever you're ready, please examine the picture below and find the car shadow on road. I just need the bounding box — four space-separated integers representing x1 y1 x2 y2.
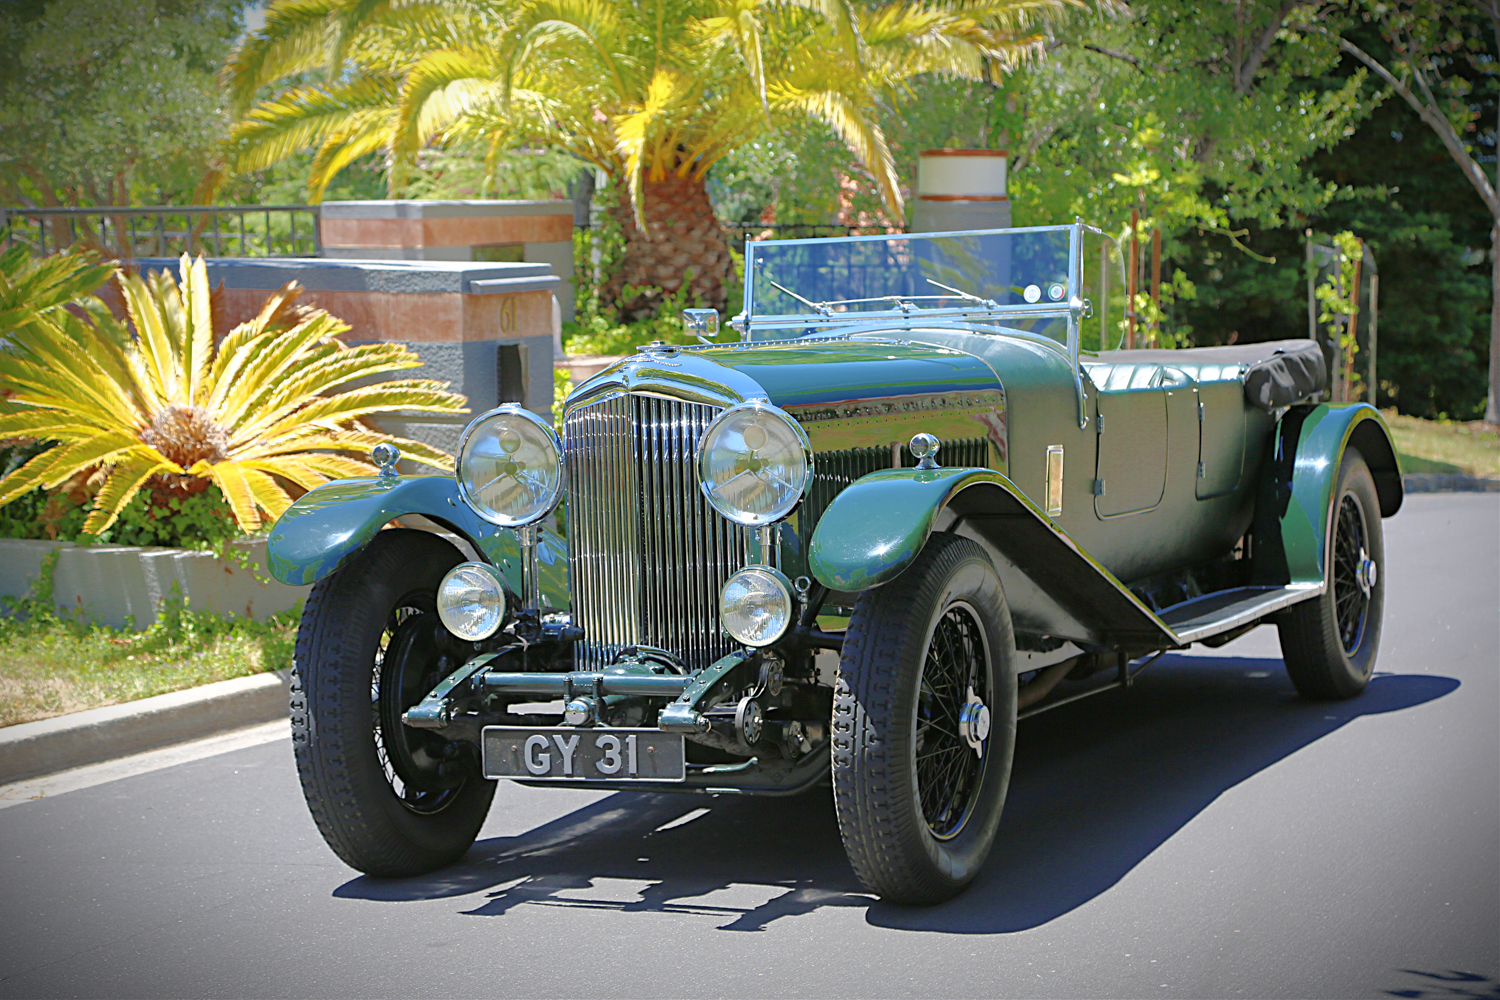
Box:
334 655 1457 934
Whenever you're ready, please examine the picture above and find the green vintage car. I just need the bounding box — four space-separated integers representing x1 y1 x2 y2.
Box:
268 223 1401 904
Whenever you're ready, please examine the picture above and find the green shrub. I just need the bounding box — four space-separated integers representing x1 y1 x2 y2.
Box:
0 442 242 550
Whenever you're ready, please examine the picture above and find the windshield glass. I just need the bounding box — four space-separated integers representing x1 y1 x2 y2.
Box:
746 227 1075 345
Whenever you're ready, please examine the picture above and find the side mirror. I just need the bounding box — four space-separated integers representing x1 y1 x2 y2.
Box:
681 308 720 345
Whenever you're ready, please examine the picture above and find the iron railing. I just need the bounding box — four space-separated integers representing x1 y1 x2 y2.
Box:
721 222 900 245
0 205 321 258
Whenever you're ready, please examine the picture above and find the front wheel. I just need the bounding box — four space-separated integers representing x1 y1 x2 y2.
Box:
290 529 496 876
832 533 1018 904
1278 447 1386 699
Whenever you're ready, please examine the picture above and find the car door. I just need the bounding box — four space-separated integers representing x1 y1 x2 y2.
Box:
1091 363 1168 518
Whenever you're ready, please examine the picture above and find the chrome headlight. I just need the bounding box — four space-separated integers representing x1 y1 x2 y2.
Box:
456 405 563 526
437 562 510 641
697 401 813 526
719 565 794 647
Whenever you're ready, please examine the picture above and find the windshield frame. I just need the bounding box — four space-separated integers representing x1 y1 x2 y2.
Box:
737 222 1127 427
739 223 1082 354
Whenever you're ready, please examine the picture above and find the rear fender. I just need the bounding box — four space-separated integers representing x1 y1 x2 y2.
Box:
265 476 569 607
807 468 1174 647
1252 403 1402 587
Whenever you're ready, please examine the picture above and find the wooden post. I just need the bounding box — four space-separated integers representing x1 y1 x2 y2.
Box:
1346 240 1362 403
1100 242 1109 349
1127 208 1139 350
1306 230 1316 341
1150 224 1162 347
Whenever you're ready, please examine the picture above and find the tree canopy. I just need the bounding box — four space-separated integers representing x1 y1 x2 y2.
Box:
0 0 246 208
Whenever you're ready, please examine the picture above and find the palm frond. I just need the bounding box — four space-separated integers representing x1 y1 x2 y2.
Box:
770 79 904 221
82 452 181 535
228 78 399 180
0 246 115 334
208 460 264 530
223 0 349 114
395 49 505 155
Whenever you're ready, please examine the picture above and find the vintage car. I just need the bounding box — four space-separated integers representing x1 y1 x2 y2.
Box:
266 223 1401 904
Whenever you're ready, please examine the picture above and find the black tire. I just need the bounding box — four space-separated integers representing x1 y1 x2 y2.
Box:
1278 447 1385 700
290 529 496 876
832 533 1018 904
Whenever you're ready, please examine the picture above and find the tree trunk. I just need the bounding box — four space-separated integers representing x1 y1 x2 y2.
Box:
1489 217 1499 424
603 173 732 323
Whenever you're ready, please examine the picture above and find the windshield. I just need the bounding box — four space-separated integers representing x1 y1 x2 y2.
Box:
744 226 1076 346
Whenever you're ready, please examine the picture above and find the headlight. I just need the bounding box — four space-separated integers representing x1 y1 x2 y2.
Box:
437 562 510 641
720 565 795 647
697 401 813 526
457 405 563 526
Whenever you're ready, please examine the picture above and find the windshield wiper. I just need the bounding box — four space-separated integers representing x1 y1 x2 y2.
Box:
926 278 1000 308
766 279 834 316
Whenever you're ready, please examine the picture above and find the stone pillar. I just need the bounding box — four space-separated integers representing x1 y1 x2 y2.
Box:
319 200 577 325
910 149 1011 234
128 257 560 457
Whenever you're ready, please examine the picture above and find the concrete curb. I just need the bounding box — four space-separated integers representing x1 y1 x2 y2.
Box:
0 669 292 785
1402 473 1500 493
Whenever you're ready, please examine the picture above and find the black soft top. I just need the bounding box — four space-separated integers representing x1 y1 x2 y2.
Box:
1094 338 1327 412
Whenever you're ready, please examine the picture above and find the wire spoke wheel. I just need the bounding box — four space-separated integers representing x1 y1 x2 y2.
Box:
1278 448 1386 701
1330 496 1369 655
915 603 988 840
833 534 1018 904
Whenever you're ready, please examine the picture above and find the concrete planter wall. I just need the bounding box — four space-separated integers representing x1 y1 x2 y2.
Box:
0 538 305 630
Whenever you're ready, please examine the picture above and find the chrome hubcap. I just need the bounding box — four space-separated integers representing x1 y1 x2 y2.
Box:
958 687 991 758
1358 551 1377 597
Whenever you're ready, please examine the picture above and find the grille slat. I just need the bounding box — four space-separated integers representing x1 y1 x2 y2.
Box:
565 395 746 672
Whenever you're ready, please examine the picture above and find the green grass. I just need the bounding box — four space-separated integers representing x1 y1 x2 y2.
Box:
1383 410 1500 478
0 600 299 728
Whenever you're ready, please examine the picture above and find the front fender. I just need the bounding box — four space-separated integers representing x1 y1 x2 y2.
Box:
808 468 1174 647
808 467 987 591
266 476 569 607
1262 403 1402 587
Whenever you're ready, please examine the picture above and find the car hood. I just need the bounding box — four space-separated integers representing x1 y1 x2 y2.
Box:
567 337 1003 412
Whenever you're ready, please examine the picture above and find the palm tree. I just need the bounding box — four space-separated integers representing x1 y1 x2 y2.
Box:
222 0 1069 318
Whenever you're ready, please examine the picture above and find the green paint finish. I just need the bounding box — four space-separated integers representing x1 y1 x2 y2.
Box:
572 340 1002 415
807 467 1003 590
1279 403 1399 585
266 475 569 608
700 340 1001 408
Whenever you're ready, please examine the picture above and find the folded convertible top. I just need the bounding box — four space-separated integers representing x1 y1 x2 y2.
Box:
1094 339 1327 412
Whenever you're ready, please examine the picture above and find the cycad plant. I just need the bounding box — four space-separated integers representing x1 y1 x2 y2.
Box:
0 253 467 533
222 0 1072 317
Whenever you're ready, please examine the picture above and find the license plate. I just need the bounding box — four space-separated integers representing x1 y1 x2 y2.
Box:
482 727 685 782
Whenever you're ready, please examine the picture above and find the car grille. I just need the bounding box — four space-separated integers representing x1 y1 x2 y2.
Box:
563 393 748 672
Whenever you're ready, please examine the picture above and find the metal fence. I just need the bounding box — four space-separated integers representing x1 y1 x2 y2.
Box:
0 205 321 258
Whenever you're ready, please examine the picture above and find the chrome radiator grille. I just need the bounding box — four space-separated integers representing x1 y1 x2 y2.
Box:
563 394 747 671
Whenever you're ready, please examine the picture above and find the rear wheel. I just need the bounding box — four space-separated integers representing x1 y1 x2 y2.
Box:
832 533 1018 904
1278 448 1385 700
290 529 496 876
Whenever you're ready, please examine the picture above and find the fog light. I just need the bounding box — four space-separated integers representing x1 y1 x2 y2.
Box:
437 562 509 641
719 566 794 647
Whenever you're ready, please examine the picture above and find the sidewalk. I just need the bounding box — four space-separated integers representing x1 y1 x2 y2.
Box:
0 669 291 785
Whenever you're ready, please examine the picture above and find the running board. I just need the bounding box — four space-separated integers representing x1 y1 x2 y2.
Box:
1158 584 1323 645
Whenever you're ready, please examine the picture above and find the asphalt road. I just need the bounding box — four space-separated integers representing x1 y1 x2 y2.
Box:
1 493 1496 999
